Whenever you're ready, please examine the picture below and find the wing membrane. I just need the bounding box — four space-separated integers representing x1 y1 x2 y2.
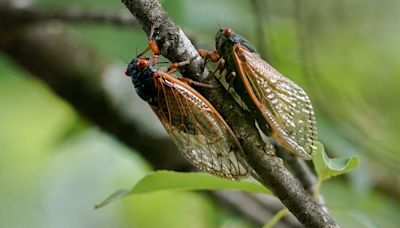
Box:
233 45 317 159
152 73 250 179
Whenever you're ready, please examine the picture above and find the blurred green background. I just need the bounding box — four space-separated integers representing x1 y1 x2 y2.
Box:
1 0 400 227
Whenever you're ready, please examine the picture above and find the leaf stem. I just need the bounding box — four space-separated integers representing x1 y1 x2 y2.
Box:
263 208 289 228
313 178 323 200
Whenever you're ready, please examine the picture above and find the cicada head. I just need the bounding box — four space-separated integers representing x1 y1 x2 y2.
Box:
215 28 257 55
125 58 158 105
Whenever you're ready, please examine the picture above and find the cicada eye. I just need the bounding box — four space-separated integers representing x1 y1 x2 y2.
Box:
223 28 232 37
137 59 149 69
124 69 129 76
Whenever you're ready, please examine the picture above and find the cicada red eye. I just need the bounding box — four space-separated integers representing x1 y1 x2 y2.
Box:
223 28 232 37
211 28 318 160
137 59 149 69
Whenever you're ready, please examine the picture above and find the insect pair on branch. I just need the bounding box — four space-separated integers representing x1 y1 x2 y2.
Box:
125 27 318 180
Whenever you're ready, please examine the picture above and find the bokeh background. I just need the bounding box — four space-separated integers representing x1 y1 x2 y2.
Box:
1 0 400 227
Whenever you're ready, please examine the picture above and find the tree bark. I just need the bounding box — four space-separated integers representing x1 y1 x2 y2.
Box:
122 0 339 227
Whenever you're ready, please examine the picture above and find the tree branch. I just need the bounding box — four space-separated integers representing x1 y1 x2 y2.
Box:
0 6 298 227
0 5 139 27
275 146 318 195
212 191 301 228
0 21 187 171
122 0 338 227
0 1 338 226
248 0 321 200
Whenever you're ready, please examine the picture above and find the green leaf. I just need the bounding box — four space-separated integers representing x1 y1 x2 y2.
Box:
95 170 271 209
313 142 360 182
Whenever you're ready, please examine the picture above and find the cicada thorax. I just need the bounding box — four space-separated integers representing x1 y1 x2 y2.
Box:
219 64 272 137
126 58 158 106
125 53 250 179
215 31 273 136
127 58 203 133
214 28 318 159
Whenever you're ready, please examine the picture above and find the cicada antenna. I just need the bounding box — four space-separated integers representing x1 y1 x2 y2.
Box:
216 20 221 30
137 45 149 58
137 24 159 58
119 56 129 64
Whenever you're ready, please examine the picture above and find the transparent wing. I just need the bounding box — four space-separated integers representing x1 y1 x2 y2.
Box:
234 46 318 159
151 73 250 179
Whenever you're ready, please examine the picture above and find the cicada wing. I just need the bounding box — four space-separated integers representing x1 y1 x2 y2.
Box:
233 45 317 159
152 74 250 179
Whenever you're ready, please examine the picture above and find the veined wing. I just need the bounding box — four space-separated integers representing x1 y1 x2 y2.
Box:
152 72 250 179
232 45 318 159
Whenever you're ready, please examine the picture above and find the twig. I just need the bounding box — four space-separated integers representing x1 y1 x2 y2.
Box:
249 0 321 199
212 191 300 228
247 193 302 227
290 157 318 194
276 147 317 194
0 22 186 171
0 13 296 227
122 0 339 227
263 208 290 228
0 5 139 27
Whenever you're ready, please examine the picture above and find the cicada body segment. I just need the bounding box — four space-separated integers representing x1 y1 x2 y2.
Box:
126 58 159 106
213 28 318 159
125 57 250 179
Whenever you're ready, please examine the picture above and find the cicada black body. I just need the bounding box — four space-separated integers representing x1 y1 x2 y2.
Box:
125 56 250 179
201 28 318 160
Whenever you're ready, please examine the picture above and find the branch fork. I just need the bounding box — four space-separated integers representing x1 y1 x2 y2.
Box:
122 0 339 227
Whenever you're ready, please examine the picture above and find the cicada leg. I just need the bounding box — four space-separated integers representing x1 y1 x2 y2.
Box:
137 40 160 58
137 24 160 57
198 49 221 73
198 49 220 62
219 70 240 103
225 71 237 91
167 60 218 89
203 57 225 82
256 115 272 137
178 78 218 89
167 60 191 73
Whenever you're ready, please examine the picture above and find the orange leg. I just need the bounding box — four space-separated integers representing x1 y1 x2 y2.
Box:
198 49 220 62
165 59 217 88
137 24 160 57
167 60 191 73
178 77 217 88
204 57 225 81
198 49 221 73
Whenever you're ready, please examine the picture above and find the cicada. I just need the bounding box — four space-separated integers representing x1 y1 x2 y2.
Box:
199 28 318 160
124 54 250 179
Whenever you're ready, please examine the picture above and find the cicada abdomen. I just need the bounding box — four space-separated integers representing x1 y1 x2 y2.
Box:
202 28 318 160
125 56 250 179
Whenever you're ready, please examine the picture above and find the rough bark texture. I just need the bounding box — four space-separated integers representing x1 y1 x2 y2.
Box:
122 0 339 227
0 3 300 227
0 0 338 226
0 21 188 171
